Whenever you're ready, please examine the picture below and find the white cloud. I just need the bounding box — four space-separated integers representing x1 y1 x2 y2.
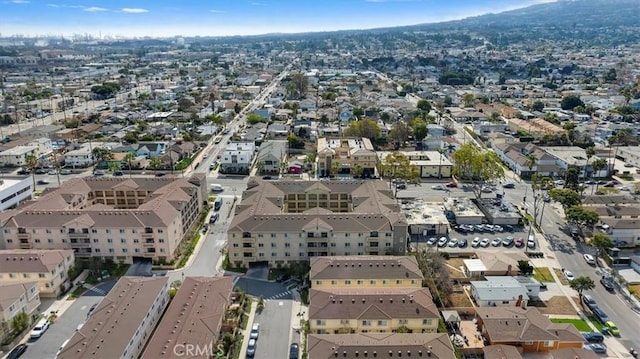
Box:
251 2 265 6
209 9 226 13
83 6 108 12
46 3 59 7
121 8 149 13
12 0 30 4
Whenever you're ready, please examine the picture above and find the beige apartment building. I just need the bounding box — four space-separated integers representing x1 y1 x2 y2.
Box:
0 249 74 297
58 276 169 359
317 137 377 177
227 179 408 268
309 256 423 290
142 276 234 359
0 174 207 264
0 282 40 330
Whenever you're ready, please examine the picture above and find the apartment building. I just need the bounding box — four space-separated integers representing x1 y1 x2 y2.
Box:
0 145 38 167
0 174 207 264
0 249 74 297
0 282 40 327
142 276 234 359
219 141 256 174
317 137 377 177
309 256 423 290
307 333 455 359
58 276 169 359
309 287 439 334
377 150 453 178
0 178 33 211
227 180 408 268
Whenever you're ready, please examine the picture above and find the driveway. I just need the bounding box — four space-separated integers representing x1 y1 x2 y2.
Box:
253 299 292 359
22 296 104 359
233 277 291 300
246 263 269 280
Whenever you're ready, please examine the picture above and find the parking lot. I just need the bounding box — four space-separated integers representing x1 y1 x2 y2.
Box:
22 296 103 359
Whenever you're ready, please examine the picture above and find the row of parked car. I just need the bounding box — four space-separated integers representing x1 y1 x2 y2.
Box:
582 294 620 336
454 223 515 233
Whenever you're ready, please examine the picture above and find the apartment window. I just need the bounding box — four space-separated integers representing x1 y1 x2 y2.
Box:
396 280 402 284
122 248 128 253
121 239 126 244
93 239 99 243
6 239 12 243
315 280 322 285
258 253 264 257
271 253 277 257
382 280 388 284
345 243 350 247
525 340 534 345
133 239 139 243
258 243 264 248
284 233 288 238
345 233 349 237
107 239 113 243
9 273 15 278
270 233 276 238
330 243 336 247
160 248 165 253
258 234 264 238
34 239 41 243
233 243 239 247
158 229 163 233
106 229 111 233
271 243 277 248
377 320 387 326
62 239 68 243
132 229 137 233
46 229 52 234
357 280 363 285
544 341 554 347
94 248 101 253
285 252 291 257
48 239 53 244
370 280 376 285
119 229 125 233
159 239 165 243
321 232 328 238
411 280 416 285
23 273 29 278
362 320 372 326
109 248 114 253
135 248 140 253
370 231 379 237
331 280 337 285
358 243 364 247
340 320 350 325
316 320 326 326
399 319 408 325
385 233 392 237
92 229 98 233
422 319 433 325
345 280 351 285
502 301 510 304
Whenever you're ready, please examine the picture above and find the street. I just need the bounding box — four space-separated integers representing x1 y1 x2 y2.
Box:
253 299 292 359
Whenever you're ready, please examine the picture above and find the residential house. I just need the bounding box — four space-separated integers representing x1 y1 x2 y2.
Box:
493 143 560 179
307 333 455 359
0 249 75 297
0 146 38 167
64 145 94 168
483 345 523 359
0 282 40 329
317 137 377 177
463 252 529 279
227 180 408 268
57 277 169 359
255 140 288 175
27 138 53 156
266 123 290 138
310 256 423 290
475 307 584 353
141 277 234 359
542 147 608 178
0 175 207 265
219 141 256 174
599 218 640 246
470 276 533 307
377 151 452 178
309 287 439 334
0 178 33 211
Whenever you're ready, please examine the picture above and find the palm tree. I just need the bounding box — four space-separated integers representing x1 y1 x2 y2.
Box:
24 154 38 190
584 146 595 181
92 147 114 170
525 154 538 180
148 157 161 170
569 276 595 301
591 158 608 194
124 153 135 177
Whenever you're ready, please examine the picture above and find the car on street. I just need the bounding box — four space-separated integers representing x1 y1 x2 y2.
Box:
431 184 445 190
437 237 448 247
289 343 299 359
583 343 607 354
515 237 524 247
30 318 50 339
447 238 458 247
396 183 407 190
87 302 98 317
17 169 30 175
481 186 493 193
619 185 630 191
592 307 609 323
35 168 48 174
502 236 514 246
37 179 50 185
582 331 605 344
563 270 574 281
458 238 468 248
250 323 260 340
604 321 620 336
427 237 438 246
502 182 515 189
582 294 597 310
480 238 491 248
113 170 124 176
210 212 220 224
47 170 57 175
554 180 565 186
491 238 502 247
583 254 596 265
6 344 27 359
445 181 457 188
246 338 257 357
471 237 481 248
94 169 106 176
600 276 615 292
60 169 72 175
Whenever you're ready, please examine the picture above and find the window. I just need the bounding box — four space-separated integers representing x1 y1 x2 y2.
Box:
370 280 376 285
109 248 114 253
94 248 101 253
23 273 29 278
123 248 128 253
48 239 53 244
502 301 510 304
285 243 291 248
270 233 276 238
396 280 402 284
120 229 125 233
121 239 126 244
399 319 408 325
316 320 326 326
524 340 534 345
107 239 113 243
362 320 372 326
544 340 554 347
370 231 379 237
357 280 363 285
34 239 41 243
422 319 433 325
271 243 277 248
331 280 337 285
106 229 111 234
159 239 165 243
285 252 291 257
377 320 387 326
315 280 322 285
345 243 350 247
92 229 98 233
345 280 351 285
133 239 139 243
232 243 239 247
135 248 140 253
38 273 45 278
46 229 52 234
258 243 264 248
358 243 364 247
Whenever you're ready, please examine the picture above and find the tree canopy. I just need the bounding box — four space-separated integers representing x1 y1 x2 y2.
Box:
560 95 585 111
569 276 595 299
91 82 121 99
343 118 380 139
566 206 600 230
548 188 581 211
451 143 504 198
379 152 419 184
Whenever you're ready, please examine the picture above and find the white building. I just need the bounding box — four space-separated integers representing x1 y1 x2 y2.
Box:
0 146 38 167
28 137 53 156
219 141 256 174
0 178 33 210
470 276 531 307
64 145 93 167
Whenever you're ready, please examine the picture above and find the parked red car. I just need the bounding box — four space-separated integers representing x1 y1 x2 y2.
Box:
445 181 458 188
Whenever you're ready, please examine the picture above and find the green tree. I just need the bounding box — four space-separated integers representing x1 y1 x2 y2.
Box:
570 276 595 301
584 146 596 181
462 93 475 108
589 233 613 265
517 260 534 276
247 113 266 124
124 152 135 175
451 143 504 199
11 312 29 334
548 188 581 211
566 206 600 233
286 73 308 99
352 107 364 118
415 248 452 308
591 158 608 189
343 118 380 139
416 99 432 113
379 152 419 185
92 147 114 169
389 121 410 146
410 117 428 141
531 100 545 112
24 154 39 190
148 157 161 170
560 95 585 111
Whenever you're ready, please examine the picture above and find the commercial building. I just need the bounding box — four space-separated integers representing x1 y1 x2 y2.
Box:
377 151 453 178
0 178 33 210
0 282 40 326
0 174 207 264
227 180 408 268
317 137 377 177
58 276 169 359
141 276 234 359
0 249 74 297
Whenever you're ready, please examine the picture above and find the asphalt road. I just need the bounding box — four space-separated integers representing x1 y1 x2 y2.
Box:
22 296 103 359
253 299 292 359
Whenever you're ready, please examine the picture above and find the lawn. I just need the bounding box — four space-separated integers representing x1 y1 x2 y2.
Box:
585 314 604 332
551 318 591 332
533 267 554 282
628 284 640 299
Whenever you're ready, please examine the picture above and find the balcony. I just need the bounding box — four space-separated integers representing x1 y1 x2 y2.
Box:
19 242 33 249
68 231 90 238
70 239 91 247
17 233 30 240
242 237 256 244
143 241 155 247
143 252 155 258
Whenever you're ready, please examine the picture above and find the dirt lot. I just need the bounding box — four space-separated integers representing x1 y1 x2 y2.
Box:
446 258 467 278
530 296 578 315
628 284 640 300
553 268 570 285
448 292 473 307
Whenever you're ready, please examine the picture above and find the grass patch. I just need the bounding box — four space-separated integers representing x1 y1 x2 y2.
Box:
177 233 201 268
628 284 640 299
533 267 555 282
585 315 604 332
222 254 248 274
551 318 591 332
300 288 309 305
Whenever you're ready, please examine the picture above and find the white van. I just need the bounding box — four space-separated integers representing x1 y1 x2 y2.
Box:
211 184 224 192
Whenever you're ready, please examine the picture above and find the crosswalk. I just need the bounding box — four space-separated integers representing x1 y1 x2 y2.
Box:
83 285 107 296
265 290 292 301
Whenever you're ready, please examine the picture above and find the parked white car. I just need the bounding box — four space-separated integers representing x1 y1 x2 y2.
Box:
30 318 50 339
583 254 596 265
564 270 575 281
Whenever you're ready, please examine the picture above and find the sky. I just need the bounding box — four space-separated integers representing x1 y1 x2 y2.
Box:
0 0 557 38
